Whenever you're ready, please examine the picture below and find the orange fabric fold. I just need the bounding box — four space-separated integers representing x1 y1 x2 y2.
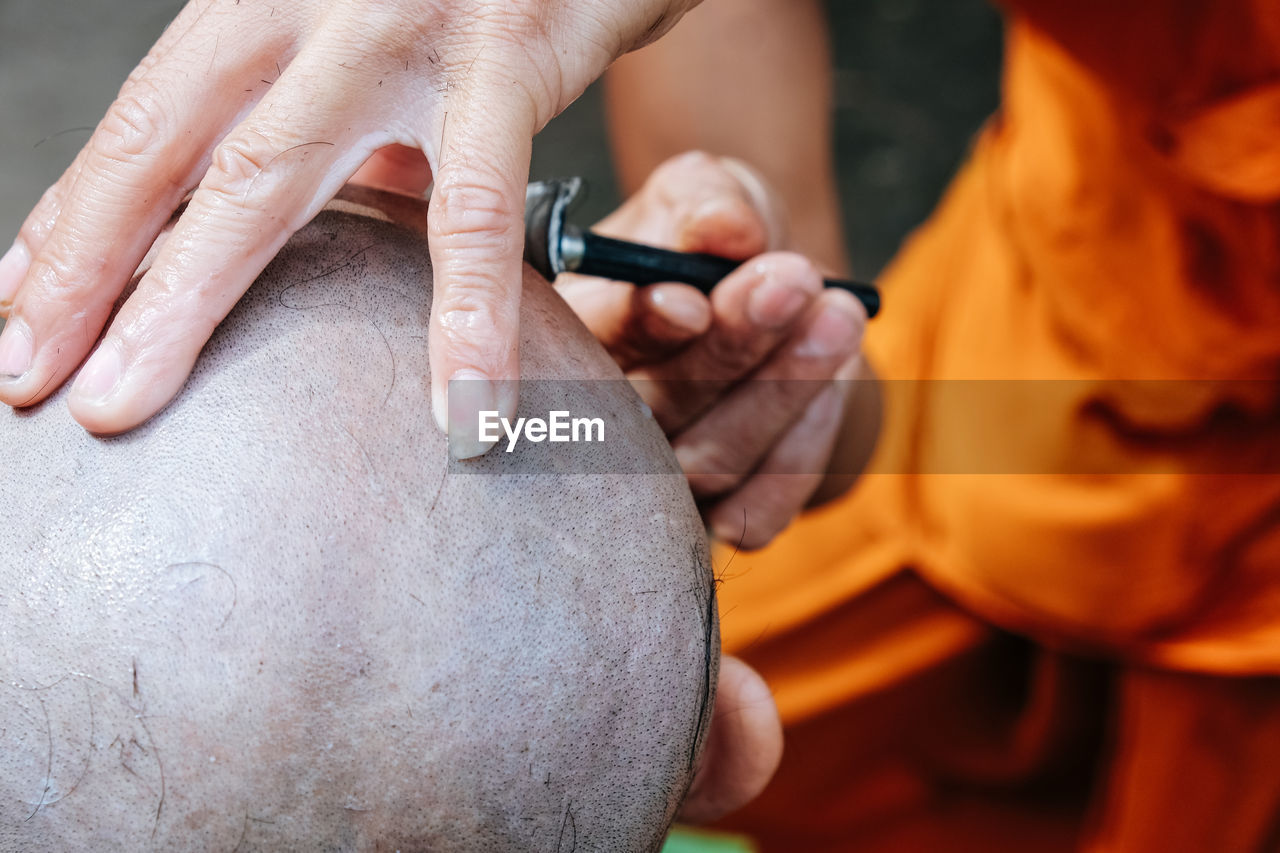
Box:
716 4 1280 849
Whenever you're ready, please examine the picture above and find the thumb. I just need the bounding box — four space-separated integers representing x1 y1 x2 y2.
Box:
595 152 781 260
426 77 533 459
694 156 789 256
679 655 783 823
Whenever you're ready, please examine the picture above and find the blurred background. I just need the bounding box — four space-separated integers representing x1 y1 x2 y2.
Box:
0 0 1001 286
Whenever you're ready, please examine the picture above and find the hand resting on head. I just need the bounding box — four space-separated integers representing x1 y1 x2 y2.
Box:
0 186 779 851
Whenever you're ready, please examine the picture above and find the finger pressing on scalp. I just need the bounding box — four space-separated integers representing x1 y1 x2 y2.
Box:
0 0 234 315
630 251 825 434
673 289 865 498
0 28 288 410
425 64 536 457
65 49 381 433
555 275 710 371
705 381 849 551
678 655 783 824
0 148 87 317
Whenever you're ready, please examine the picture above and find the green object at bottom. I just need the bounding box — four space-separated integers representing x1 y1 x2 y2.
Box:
661 825 756 853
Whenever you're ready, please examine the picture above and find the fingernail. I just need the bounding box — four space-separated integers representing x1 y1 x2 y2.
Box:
0 318 33 379
748 265 812 329
446 369 500 460
72 341 124 404
0 240 31 312
795 297 862 360
682 197 745 249
649 288 708 334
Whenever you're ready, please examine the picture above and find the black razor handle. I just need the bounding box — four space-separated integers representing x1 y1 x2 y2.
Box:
575 231 880 319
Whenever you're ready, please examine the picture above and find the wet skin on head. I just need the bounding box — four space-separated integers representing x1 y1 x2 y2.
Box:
0 186 719 852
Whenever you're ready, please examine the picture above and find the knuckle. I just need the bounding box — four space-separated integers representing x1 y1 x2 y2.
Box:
365 6 416 46
23 247 99 306
433 5 538 51
434 276 509 330
94 84 170 161
210 136 269 186
434 317 513 373
432 283 518 365
204 130 292 200
22 184 68 247
31 245 78 288
320 7 418 74
429 177 520 254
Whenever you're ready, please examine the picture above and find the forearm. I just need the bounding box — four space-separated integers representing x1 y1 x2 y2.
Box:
605 0 848 274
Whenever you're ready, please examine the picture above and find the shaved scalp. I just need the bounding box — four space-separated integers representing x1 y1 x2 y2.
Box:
0 187 717 851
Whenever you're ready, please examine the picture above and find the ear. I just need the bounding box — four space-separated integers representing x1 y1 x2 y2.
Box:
679 655 784 823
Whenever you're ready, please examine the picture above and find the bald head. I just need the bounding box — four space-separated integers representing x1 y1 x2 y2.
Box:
0 187 717 851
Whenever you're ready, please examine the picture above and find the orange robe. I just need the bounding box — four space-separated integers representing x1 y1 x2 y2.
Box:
717 3 1280 849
